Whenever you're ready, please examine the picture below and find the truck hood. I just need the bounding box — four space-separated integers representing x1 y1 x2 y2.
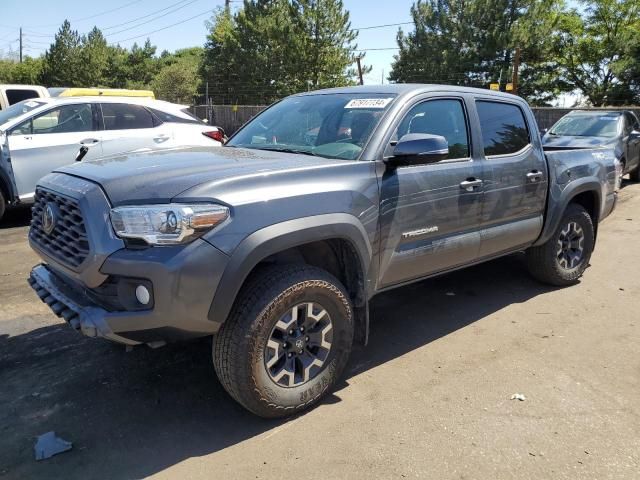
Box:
54 146 347 206
541 135 617 148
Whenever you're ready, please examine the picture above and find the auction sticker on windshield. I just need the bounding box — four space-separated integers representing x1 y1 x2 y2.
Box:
345 98 393 109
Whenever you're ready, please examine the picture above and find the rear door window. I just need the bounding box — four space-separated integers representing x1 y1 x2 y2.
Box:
476 101 530 156
6 89 40 106
101 103 155 130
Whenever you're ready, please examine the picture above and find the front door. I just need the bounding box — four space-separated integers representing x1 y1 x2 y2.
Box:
378 97 484 288
8 103 102 200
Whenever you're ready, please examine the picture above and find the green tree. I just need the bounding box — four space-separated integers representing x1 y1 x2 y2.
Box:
77 27 110 87
201 0 364 104
152 48 202 103
295 0 363 89
389 0 567 104
39 20 82 86
550 0 640 105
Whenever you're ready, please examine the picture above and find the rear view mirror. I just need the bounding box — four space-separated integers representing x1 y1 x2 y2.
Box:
386 133 449 167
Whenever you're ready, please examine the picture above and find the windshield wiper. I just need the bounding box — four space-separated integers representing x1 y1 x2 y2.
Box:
253 146 317 156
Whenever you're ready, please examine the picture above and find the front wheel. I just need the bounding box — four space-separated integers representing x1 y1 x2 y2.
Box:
629 163 640 182
213 264 354 418
526 203 595 286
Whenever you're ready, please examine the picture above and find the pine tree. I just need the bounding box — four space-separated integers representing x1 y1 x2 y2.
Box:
40 20 82 87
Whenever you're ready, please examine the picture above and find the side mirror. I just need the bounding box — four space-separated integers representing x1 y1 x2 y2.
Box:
386 134 449 167
541 128 548 135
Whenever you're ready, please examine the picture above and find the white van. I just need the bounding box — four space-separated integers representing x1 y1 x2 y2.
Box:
0 85 49 111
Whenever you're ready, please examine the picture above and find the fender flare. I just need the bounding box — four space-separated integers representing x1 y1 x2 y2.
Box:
533 178 602 247
207 213 373 330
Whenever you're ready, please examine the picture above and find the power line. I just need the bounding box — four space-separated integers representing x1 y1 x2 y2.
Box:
101 0 196 31
351 21 413 31
107 0 200 36
110 7 214 43
354 47 400 51
30 0 147 28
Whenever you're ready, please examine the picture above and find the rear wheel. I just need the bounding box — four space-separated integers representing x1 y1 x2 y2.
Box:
526 203 594 286
629 163 640 182
213 264 354 418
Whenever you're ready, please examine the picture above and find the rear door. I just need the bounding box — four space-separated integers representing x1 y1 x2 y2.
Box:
377 95 485 287
474 99 547 258
98 103 172 155
7 102 102 200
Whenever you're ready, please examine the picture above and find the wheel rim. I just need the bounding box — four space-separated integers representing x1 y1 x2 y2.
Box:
556 221 585 270
264 302 333 388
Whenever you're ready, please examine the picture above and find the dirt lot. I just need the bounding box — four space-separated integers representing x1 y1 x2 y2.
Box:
1 183 639 480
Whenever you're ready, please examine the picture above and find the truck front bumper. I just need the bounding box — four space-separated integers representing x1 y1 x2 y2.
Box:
29 239 230 346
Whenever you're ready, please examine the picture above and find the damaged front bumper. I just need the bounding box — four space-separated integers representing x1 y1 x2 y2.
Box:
28 237 230 346
29 264 138 345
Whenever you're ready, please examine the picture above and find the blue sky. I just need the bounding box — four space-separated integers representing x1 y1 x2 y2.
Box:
0 0 415 84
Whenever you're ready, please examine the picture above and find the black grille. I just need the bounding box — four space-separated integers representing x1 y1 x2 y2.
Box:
30 188 89 268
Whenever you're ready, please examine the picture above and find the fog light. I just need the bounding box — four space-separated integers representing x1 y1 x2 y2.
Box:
135 285 151 305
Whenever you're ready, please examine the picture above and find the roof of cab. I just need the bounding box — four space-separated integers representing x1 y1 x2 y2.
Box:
294 83 522 101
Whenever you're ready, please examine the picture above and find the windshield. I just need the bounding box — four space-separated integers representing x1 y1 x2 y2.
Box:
227 93 396 160
549 114 620 138
0 99 46 128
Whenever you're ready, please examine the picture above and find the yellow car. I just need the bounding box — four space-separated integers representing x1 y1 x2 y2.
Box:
48 87 155 99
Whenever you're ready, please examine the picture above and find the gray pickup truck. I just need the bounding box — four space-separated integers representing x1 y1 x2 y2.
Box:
28 85 619 417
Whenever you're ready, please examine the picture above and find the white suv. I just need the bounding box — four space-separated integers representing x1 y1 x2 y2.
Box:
0 96 224 220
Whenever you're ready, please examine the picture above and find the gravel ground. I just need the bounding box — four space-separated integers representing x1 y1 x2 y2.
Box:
0 182 638 480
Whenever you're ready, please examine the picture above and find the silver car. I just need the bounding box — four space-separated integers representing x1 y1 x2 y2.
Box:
0 96 224 221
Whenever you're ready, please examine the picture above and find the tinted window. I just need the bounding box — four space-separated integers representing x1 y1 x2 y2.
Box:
148 107 202 125
101 103 155 130
6 89 39 105
477 101 530 156
393 99 470 159
17 104 93 135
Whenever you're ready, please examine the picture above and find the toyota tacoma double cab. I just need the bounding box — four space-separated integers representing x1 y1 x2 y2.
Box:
28 85 620 417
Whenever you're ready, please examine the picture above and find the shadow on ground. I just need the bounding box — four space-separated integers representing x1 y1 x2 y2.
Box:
0 254 556 479
0 206 31 229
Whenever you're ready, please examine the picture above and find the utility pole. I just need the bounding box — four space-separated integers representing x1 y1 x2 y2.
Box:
19 27 23 63
512 47 521 95
356 57 364 86
225 0 230 13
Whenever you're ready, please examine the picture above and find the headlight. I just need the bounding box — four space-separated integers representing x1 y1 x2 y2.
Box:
110 204 229 245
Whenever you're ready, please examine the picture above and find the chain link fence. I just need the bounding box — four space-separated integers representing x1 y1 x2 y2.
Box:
191 104 640 137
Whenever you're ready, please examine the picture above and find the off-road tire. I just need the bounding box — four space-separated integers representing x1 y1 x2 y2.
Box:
213 264 354 418
0 190 6 223
526 203 595 286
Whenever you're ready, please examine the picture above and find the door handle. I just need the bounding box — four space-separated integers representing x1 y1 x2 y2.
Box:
459 178 483 192
526 171 543 183
154 134 170 142
80 138 100 145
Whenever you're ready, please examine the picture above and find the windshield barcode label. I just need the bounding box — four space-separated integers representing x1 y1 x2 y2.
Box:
345 98 393 109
